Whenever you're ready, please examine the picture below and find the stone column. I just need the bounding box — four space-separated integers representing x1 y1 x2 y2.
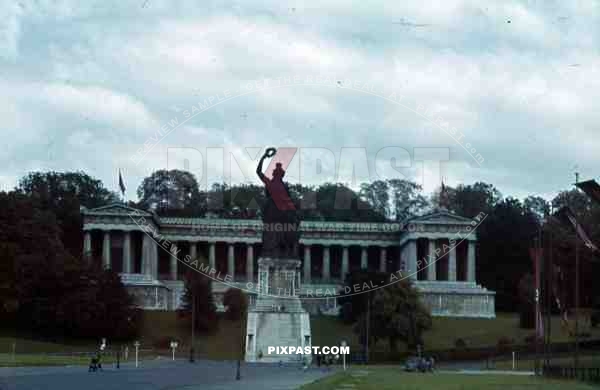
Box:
341 246 349 278
123 231 132 273
209 242 216 269
102 231 111 269
399 245 406 273
227 244 235 280
142 234 152 276
448 243 457 281
246 244 254 282
303 245 311 283
170 243 178 280
427 239 437 281
407 240 417 280
151 237 158 279
322 245 330 281
379 247 387 273
142 234 158 278
83 231 92 257
467 241 476 282
190 242 197 261
360 246 368 270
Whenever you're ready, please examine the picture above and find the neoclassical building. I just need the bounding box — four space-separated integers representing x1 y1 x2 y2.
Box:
81 203 495 318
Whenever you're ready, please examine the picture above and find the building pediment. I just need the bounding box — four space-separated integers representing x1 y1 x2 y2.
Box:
407 209 473 225
83 203 153 217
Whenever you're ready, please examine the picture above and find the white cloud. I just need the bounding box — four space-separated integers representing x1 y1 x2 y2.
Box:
1 0 600 202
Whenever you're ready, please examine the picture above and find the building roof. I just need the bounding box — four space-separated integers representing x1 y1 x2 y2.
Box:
405 208 474 225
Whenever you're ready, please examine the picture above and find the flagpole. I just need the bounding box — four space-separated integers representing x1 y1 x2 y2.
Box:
574 171 580 371
546 215 553 368
535 228 542 376
534 234 538 375
119 168 127 205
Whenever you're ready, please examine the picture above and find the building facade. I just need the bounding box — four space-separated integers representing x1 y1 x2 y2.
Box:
81 203 495 318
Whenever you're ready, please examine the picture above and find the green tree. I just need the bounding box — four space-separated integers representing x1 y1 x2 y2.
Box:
477 197 539 311
205 183 266 218
518 273 535 329
338 270 389 323
180 272 217 332
354 280 432 352
17 171 118 256
18 171 118 209
436 182 501 218
359 180 389 218
388 179 429 221
57 263 140 340
223 288 248 321
523 196 551 223
0 191 139 339
137 170 202 214
314 183 385 222
359 179 429 221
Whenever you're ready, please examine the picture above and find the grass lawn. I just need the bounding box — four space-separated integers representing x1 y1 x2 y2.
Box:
136 311 600 360
0 353 117 367
2 310 598 366
300 366 598 390
313 312 599 353
424 312 600 350
0 336 98 354
494 354 600 371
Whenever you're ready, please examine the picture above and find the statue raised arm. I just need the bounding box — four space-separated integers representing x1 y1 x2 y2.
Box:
255 147 298 258
256 147 276 186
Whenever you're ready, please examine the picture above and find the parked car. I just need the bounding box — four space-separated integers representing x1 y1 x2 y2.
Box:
404 356 435 373
403 356 421 372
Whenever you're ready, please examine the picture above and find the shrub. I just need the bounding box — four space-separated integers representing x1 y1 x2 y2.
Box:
496 336 514 354
223 288 248 321
524 334 536 345
454 338 467 350
340 302 353 324
153 336 180 349
591 311 600 328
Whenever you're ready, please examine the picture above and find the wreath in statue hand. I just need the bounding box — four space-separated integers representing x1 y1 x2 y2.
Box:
264 147 276 158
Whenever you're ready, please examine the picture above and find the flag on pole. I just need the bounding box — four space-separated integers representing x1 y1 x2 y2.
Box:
550 263 570 330
556 206 599 252
530 246 544 340
118 169 126 197
576 179 600 205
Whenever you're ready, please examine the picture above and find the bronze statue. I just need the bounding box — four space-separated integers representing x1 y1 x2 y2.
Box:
256 147 299 258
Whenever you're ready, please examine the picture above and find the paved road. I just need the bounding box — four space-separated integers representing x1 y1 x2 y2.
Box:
0 359 335 390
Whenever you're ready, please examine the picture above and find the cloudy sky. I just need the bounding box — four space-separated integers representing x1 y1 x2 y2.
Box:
1 0 599 202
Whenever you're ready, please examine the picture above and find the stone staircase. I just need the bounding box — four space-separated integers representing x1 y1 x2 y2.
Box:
253 296 305 313
253 311 305 363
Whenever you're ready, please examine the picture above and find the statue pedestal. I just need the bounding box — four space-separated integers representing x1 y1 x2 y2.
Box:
245 257 312 363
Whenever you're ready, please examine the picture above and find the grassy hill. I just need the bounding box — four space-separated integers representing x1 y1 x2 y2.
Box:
2 311 599 364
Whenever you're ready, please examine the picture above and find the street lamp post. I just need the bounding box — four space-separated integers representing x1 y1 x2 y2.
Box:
170 341 178 361
236 301 247 380
365 292 370 364
134 341 140 368
190 288 195 363
341 340 347 371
